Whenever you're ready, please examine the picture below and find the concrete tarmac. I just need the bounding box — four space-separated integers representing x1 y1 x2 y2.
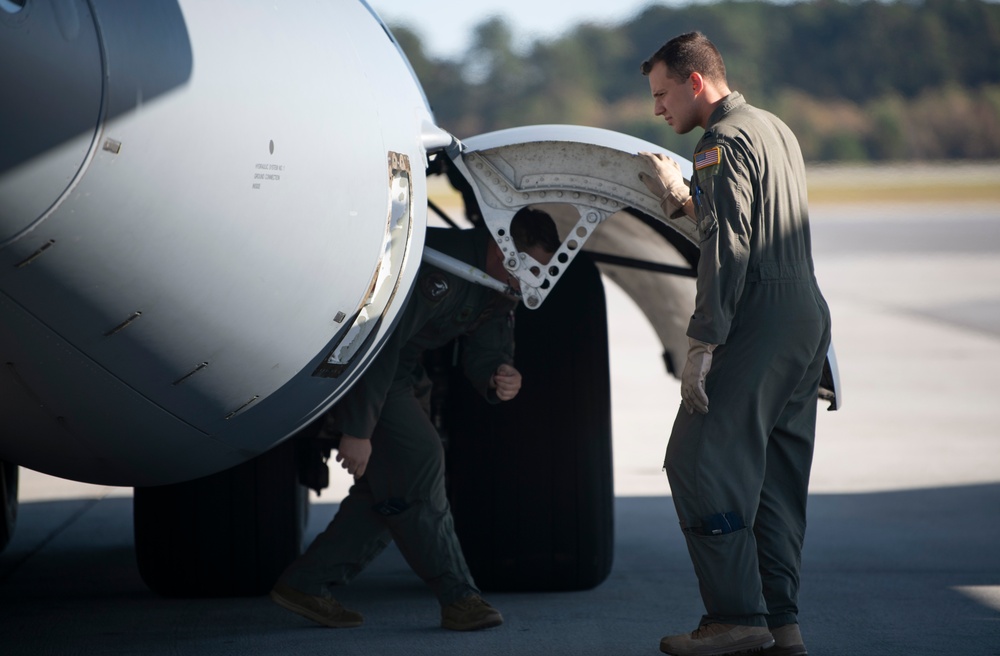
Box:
2 200 1000 655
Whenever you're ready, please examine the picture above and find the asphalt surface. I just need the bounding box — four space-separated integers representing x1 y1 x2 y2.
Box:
2 199 999 655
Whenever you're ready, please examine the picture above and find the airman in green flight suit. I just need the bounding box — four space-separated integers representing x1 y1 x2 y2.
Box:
271 207 559 632
638 32 832 656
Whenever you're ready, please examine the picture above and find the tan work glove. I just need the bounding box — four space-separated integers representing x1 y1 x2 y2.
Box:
637 152 691 218
681 338 717 414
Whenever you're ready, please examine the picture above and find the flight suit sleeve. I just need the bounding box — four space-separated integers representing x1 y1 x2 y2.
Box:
460 302 516 402
688 137 754 345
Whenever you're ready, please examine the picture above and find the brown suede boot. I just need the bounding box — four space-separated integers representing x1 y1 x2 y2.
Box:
767 624 808 656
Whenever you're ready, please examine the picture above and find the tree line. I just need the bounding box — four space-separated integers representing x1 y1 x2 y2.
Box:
389 0 1000 162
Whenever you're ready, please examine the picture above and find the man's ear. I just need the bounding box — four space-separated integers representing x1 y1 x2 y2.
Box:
484 238 507 282
690 71 705 95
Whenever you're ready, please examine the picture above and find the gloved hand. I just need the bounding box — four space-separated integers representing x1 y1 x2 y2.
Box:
681 338 717 414
637 151 691 218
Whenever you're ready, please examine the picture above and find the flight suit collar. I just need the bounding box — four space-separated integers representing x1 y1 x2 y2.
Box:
706 91 745 131
425 226 492 271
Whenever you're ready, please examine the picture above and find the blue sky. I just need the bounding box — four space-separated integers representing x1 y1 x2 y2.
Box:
370 1 666 58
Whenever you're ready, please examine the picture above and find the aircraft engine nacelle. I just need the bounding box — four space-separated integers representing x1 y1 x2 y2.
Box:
0 0 438 485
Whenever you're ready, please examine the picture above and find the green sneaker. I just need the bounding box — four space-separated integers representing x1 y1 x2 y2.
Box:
766 624 808 656
441 594 504 631
660 622 775 655
269 581 363 628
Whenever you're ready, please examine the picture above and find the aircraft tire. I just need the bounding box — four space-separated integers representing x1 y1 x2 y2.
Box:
133 439 308 597
443 253 614 591
0 460 17 553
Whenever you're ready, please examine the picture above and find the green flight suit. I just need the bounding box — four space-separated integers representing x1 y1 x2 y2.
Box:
280 227 516 606
664 92 832 628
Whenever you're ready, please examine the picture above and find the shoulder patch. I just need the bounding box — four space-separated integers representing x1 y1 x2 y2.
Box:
694 146 721 171
420 272 450 301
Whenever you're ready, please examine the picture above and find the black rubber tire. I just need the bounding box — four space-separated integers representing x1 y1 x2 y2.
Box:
443 254 614 591
0 460 17 553
133 439 308 597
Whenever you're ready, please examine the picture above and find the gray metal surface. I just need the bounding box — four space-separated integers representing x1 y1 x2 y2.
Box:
0 0 434 485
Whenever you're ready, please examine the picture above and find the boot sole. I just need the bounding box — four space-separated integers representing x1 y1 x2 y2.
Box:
269 589 363 628
659 636 775 655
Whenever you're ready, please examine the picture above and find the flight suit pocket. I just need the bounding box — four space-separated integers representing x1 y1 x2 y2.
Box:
697 211 719 242
683 527 762 617
692 176 719 242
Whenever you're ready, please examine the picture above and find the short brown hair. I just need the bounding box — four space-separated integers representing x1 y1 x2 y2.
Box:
640 31 727 84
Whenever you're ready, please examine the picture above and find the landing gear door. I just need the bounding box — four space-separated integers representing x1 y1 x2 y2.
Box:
447 125 697 309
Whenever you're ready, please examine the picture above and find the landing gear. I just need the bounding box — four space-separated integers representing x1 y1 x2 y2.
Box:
444 254 614 591
133 439 308 597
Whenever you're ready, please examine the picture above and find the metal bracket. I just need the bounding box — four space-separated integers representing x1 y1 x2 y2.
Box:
450 151 614 308
448 136 698 309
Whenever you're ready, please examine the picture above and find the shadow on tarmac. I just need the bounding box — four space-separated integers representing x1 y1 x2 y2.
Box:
1 487 998 656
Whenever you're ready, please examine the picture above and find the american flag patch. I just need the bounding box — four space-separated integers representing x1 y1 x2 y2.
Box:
694 147 721 171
